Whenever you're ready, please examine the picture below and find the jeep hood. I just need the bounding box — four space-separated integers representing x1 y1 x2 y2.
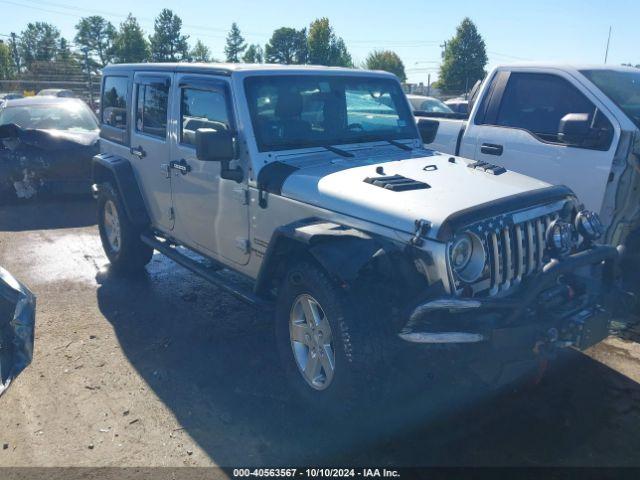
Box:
278 148 555 240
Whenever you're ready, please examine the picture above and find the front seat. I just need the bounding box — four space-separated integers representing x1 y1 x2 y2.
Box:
274 90 311 141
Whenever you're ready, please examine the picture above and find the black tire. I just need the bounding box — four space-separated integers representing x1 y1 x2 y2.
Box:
97 182 153 274
275 261 388 413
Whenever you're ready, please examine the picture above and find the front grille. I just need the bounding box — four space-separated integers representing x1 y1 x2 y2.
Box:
455 209 561 297
484 214 556 295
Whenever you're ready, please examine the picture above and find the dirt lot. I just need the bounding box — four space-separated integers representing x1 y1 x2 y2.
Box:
1 197 640 467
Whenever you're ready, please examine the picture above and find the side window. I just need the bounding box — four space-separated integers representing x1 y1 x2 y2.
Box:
494 73 613 147
135 83 169 139
180 88 230 146
102 76 128 129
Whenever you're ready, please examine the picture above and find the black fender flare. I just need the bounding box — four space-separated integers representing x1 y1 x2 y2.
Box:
254 218 413 297
92 153 150 227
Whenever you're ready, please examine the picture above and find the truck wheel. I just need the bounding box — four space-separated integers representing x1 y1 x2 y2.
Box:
275 261 386 412
97 182 153 274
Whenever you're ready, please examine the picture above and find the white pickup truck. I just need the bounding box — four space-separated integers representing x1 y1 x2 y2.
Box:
418 65 640 255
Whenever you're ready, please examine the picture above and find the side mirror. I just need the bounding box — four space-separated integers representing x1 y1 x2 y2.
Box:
195 128 235 162
558 113 591 145
417 118 439 144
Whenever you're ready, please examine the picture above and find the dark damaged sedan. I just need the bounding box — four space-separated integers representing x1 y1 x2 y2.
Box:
0 96 99 200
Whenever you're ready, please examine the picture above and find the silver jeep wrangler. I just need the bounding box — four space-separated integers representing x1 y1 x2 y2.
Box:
93 63 620 407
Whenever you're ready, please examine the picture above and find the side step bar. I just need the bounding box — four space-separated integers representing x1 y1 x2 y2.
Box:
140 234 273 310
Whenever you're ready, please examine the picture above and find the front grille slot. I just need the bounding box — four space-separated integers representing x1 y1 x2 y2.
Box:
480 213 556 296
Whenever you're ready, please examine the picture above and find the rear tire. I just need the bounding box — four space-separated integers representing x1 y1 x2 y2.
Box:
275 261 388 414
97 182 153 274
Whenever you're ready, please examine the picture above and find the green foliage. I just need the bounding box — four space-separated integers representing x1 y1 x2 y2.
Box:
365 50 406 82
74 16 116 67
243 43 264 63
19 22 60 70
55 38 82 74
307 18 351 67
149 9 190 62
264 27 306 64
224 22 246 63
190 40 211 62
0 41 14 80
438 18 487 93
112 14 149 63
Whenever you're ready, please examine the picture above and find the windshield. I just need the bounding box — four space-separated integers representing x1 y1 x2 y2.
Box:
581 69 640 128
245 75 417 152
409 96 453 113
0 102 98 131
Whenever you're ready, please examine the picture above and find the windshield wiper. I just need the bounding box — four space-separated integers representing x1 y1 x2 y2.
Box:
386 139 412 151
323 145 354 158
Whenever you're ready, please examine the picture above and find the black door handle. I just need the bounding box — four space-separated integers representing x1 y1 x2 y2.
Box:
480 143 503 156
130 145 146 158
170 159 191 175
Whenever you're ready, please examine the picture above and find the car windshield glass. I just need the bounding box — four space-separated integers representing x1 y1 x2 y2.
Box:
420 98 453 113
0 102 98 131
245 75 417 152
581 69 640 129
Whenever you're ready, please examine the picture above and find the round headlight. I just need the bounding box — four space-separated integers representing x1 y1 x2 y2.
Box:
449 232 486 283
546 219 575 256
575 210 603 241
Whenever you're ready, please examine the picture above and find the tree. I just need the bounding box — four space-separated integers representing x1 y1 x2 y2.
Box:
438 18 487 93
0 41 14 80
112 14 149 63
190 40 211 62
264 27 307 64
19 22 60 70
307 18 352 67
149 9 190 62
74 16 116 67
55 38 81 74
365 50 406 82
243 43 264 63
224 22 246 63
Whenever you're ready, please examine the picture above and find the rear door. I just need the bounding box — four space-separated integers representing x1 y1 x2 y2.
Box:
169 73 250 266
465 71 618 213
129 72 174 232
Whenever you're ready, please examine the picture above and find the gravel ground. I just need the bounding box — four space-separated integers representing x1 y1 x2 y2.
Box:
1 197 639 467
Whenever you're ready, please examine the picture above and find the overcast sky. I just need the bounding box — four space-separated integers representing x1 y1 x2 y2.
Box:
0 0 637 83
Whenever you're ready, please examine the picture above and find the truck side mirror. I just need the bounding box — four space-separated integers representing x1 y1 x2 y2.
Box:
558 113 591 145
195 128 235 162
417 118 439 144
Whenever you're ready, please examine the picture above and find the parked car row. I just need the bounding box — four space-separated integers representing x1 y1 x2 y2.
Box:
1 62 636 408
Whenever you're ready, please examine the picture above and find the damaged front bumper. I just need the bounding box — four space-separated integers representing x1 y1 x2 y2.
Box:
0 267 35 396
399 245 621 352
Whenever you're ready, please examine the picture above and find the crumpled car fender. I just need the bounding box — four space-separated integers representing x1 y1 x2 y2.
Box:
0 266 35 396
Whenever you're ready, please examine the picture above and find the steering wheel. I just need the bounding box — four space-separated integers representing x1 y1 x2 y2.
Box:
347 122 364 132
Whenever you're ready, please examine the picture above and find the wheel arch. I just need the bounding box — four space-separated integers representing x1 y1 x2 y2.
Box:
92 153 150 228
254 218 426 300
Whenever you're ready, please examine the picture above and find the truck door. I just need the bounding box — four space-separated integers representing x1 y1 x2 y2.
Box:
129 72 174 232
169 74 250 266
466 72 618 213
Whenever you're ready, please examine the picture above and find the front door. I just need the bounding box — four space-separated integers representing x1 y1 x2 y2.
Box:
129 72 174 232
467 72 618 214
169 74 250 266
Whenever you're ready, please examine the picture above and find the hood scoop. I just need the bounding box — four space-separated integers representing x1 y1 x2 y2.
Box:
364 174 430 192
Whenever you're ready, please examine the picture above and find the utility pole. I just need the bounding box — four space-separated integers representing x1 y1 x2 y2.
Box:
427 73 431 96
9 32 20 73
82 47 94 108
439 41 447 59
604 26 612 64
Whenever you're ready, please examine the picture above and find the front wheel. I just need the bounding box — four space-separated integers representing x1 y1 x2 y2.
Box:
97 182 153 274
275 261 387 412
